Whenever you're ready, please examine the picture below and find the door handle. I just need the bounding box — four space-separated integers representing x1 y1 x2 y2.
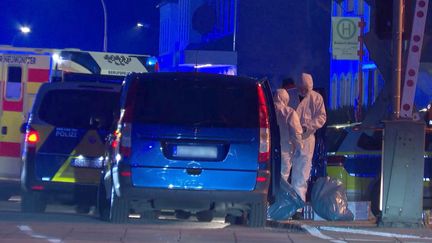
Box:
186 168 202 176
1 126 7 135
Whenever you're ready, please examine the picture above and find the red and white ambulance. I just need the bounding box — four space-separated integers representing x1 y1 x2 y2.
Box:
0 46 158 200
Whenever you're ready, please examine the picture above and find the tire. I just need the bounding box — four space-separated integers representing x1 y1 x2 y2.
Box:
21 191 46 213
175 210 191 220
75 204 91 214
109 186 129 223
97 184 110 221
370 178 381 217
225 214 245 225
196 210 214 222
140 210 160 221
0 192 11 201
247 201 267 228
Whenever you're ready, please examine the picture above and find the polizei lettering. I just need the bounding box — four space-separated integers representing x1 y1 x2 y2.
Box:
55 128 78 138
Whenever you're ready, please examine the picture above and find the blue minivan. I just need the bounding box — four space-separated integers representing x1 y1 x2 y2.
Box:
98 72 280 227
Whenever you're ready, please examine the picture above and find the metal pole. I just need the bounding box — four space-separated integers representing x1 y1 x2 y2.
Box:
232 0 238 52
100 0 108 52
392 0 403 119
357 17 365 122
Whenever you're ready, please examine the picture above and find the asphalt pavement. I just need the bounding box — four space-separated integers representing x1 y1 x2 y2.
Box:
1 198 432 242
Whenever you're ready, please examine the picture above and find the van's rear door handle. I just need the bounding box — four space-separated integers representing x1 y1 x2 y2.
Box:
1 126 7 135
186 168 202 175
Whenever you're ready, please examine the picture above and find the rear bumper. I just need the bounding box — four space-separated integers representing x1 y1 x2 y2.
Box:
23 180 98 194
121 187 267 203
116 170 270 205
22 150 99 194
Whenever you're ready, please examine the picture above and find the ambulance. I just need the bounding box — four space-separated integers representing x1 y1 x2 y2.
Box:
0 46 158 200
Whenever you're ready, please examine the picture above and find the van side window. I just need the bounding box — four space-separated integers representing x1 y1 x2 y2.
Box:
5 66 22 100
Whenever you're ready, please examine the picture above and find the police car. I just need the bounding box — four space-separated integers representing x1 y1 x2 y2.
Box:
21 81 121 213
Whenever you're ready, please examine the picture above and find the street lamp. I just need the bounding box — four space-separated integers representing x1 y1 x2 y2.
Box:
100 0 108 52
19 26 31 34
136 22 150 29
11 25 31 46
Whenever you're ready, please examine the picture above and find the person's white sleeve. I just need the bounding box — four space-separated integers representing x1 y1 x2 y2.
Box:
309 95 327 131
288 111 303 150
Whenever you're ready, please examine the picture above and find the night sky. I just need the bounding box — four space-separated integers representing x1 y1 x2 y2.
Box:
0 0 160 55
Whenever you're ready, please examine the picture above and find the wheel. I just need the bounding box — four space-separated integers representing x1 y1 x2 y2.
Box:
97 184 110 221
247 201 267 227
0 192 12 201
175 210 191 220
140 210 160 220
370 178 381 217
21 191 46 213
109 186 129 223
75 204 91 214
225 214 245 225
196 210 214 222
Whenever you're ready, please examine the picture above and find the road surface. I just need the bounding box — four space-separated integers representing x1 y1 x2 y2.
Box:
1 198 432 242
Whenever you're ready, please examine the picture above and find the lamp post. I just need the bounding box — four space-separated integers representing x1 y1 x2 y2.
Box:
100 0 108 52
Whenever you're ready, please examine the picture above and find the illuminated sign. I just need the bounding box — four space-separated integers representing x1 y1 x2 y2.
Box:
332 17 360 60
104 55 132 66
0 55 36 64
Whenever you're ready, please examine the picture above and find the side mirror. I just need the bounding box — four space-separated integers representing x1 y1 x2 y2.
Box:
20 123 28 134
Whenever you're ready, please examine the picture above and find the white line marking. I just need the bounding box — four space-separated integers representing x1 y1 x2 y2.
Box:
343 239 391 242
301 224 347 243
18 225 62 243
320 226 432 240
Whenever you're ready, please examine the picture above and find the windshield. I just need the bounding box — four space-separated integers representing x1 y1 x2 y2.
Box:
133 78 258 128
38 89 120 130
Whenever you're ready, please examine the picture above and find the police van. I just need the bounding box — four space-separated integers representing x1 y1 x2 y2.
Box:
0 46 158 201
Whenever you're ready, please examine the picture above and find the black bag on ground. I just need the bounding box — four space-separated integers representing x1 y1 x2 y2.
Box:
267 179 304 221
311 176 354 221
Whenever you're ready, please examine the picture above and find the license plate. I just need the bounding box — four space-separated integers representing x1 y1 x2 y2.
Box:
71 156 104 168
173 145 218 159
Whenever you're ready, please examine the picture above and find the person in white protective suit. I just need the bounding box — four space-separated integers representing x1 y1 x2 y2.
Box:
291 73 327 202
273 89 303 183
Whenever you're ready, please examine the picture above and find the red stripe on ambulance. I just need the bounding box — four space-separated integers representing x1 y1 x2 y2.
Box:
28 68 50 83
0 142 21 157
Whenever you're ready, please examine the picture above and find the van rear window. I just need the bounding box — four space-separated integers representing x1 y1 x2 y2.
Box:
38 89 119 130
132 78 258 128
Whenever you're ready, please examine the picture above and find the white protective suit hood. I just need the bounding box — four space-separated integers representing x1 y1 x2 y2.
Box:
274 88 290 107
298 73 314 97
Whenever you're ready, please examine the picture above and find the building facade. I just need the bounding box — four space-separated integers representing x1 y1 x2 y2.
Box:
158 0 331 91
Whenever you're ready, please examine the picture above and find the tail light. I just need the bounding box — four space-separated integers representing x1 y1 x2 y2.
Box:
120 171 131 177
25 130 39 146
257 83 271 169
119 123 132 157
31 185 44 191
118 79 138 157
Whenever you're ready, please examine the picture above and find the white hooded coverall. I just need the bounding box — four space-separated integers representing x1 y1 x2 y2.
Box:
273 89 303 183
291 73 327 202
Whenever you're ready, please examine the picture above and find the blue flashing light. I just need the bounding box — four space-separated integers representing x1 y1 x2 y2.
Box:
146 57 158 66
362 63 377 70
